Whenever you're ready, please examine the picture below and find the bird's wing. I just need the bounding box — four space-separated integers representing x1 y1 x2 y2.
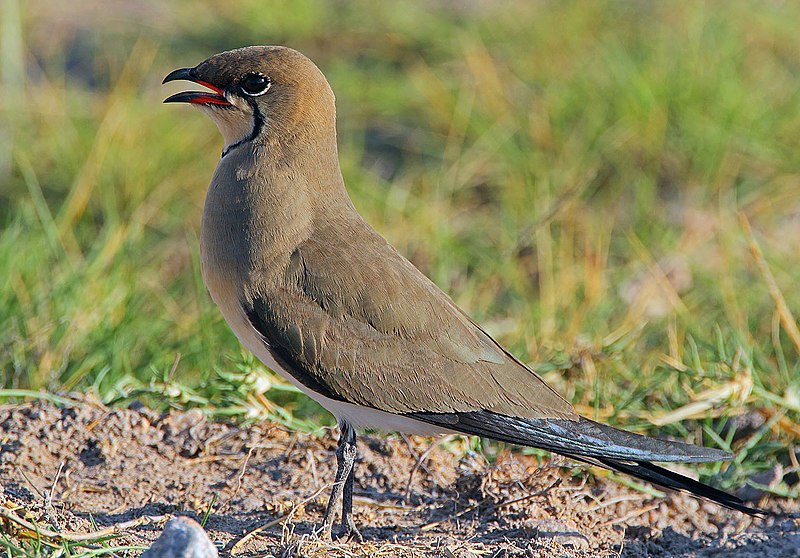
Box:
241 215 576 420
240 218 765 516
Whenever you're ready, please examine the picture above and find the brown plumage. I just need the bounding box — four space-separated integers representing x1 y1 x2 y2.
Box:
163 46 764 539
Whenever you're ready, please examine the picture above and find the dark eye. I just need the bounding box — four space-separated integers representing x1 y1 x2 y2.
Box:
240 73 271 96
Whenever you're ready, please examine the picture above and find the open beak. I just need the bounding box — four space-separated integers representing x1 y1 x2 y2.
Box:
162 67 232 106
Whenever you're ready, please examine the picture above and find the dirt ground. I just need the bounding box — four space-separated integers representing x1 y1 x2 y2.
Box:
0 397 797 557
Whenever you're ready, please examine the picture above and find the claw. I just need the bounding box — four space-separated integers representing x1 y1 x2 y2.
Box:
336 523 363 543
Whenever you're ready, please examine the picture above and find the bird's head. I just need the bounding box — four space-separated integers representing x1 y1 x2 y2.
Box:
163 46 336 156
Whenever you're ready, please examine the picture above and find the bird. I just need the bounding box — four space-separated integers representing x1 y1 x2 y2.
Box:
163 46 764 539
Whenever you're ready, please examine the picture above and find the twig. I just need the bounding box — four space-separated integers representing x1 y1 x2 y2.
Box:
230 483 333 555
85 410 113 434
46 461 65 511
186 454 255 464
45 461 65 530
420 478 561 531
306 448 319 488
404 437 444 503
284 432 299 459
16 466 44 499
0 507 167 542
600 503 659 527
225 447 254 509
585 494 646 513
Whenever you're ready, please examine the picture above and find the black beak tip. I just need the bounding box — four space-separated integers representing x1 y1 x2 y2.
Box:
162 93 185 104
162 67 195 85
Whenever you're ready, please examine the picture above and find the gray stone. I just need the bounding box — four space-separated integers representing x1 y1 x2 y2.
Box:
142 516 218 558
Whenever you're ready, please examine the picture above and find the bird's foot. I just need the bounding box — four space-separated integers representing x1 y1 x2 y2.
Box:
337 515 363 543
314 520 362 543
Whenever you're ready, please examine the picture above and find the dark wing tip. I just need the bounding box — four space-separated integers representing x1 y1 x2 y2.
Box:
408 410 765 516
408 411 735 463
594 457 769 517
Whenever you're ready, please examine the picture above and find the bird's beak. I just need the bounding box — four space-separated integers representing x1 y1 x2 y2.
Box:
162 67 232 106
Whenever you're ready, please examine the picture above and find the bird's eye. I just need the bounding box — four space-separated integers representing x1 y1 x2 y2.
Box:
240 74 271 96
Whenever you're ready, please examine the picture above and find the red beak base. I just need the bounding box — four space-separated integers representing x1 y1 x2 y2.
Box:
162 67 232 107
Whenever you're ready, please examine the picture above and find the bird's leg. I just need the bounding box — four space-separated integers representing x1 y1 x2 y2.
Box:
320 421 361 540
340 449 362 541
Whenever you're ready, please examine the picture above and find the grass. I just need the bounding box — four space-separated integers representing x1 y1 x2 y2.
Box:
1 0 799 530
0 504 151 557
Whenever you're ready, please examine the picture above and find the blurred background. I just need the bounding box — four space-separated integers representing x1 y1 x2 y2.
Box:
1 0 799 496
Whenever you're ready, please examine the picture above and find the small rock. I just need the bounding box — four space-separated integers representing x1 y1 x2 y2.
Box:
142 517 218 558
530 518 590 550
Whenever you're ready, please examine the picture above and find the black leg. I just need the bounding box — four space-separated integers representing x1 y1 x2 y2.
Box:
320 421 361 540
340 446 362 541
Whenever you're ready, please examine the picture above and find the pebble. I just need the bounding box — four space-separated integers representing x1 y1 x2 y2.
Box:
142 516 218 558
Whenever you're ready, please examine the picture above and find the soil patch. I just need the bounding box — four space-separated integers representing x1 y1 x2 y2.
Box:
1 397 797 557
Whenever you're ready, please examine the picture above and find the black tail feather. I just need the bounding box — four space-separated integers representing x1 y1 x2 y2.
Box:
407 409 766 516
585 455 766 516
